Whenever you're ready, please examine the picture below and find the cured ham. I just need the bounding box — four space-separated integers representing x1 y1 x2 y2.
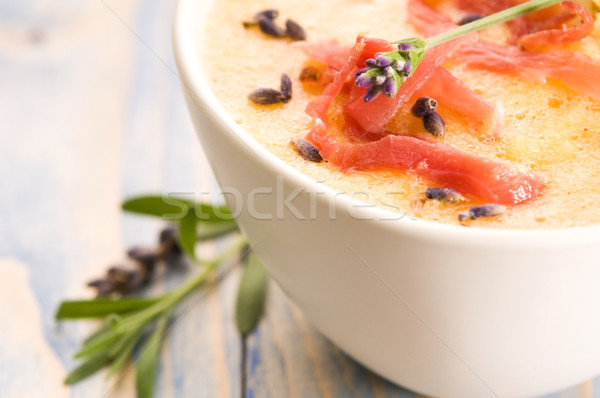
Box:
453 0 594 50
300 37 502 137
304 38 544 204
408 0 458 37
342 38 477 133
412 67 503 137
297 40 350 70
455 41 600 101
517 1 594 51
307 127 545 204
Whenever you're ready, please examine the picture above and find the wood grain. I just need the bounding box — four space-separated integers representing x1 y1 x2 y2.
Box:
2 0 600 397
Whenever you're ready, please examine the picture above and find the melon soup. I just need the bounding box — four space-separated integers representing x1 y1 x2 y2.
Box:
200 0 600 229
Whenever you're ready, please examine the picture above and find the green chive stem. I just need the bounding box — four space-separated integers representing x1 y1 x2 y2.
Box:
424 0 563 48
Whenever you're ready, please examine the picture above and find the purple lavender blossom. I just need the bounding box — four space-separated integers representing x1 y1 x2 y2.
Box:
354 52 407 102
365 59 378 68
354 38 426 102
352 0 561 101
355 73 377 87
383 78 396 97
403 60 412 76
364 85 384 103
375 54 394 67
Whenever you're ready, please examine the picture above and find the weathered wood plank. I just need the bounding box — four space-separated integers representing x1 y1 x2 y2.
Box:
0 1 141 397
114 0 244 395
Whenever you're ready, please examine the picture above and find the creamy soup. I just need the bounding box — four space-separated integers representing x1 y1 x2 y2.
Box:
201 0 600 229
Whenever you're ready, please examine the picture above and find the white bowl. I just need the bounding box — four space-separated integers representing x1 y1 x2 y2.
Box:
173 1 600 396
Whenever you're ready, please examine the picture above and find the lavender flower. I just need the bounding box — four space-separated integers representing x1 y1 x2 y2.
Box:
354 0 563 102
355 38 425 102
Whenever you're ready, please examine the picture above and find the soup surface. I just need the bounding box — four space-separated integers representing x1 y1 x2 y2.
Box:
202 0 600 229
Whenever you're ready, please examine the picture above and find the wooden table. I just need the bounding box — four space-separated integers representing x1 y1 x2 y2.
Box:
1 0 598 397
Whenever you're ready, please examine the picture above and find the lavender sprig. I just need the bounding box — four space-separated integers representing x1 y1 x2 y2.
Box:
355 0 562 102
354 38 425 101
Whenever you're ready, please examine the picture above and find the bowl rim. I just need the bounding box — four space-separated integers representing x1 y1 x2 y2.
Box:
172 0 600 248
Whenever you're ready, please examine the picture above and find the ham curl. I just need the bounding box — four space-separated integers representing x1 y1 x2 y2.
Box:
304 38 544 204
517 1 594 52
300 36 501 138
453 0 594 50
455 40 600 101
308 130 544 205
408 0 458 37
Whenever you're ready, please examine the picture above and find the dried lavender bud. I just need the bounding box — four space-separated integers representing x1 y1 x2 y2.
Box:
458 14 483 26
411 97 438 118
423 112 446 137
107 266 146 294
258 17 286 37
127 247 158 273
280 73 292 102
299 67 322 82
255 9 279 20
243 9 280 28
248 88 286 105
107 266 137 284
355 70 381 87
285 19 306 41
159 226 182 256
291 138 323 163
459 204 506 221
159 226 177 245
364 85 384 103
426 188 465 203
127 247 158 263
87 279 116 296
355 38 426 102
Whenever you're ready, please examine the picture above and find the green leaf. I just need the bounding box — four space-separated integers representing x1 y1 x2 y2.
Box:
83 322 114 346
56 298 160 319
192 202 234 222
235 252 269 335
391 37 426 75
409 47 426 75
122 195 233 222
178 212 198 259
82 311 127 345
65 351 112 385
75 331 122 359
136 314 169 398
197 220 238 241
107 327 145 378
392 36 426 47
364 68 384 78
107 327 141 358
122 195 192 220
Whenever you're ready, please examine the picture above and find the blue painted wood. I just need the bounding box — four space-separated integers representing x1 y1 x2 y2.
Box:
1 0 600 397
